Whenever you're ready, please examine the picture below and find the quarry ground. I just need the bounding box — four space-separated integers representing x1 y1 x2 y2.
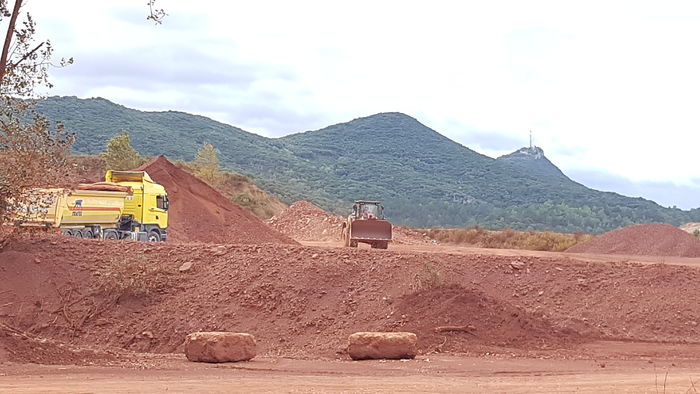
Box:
3 236 700 392
3 352 700 393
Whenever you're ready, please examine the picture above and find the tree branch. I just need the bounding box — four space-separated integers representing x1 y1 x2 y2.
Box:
9 41 42 70
0 0 22 82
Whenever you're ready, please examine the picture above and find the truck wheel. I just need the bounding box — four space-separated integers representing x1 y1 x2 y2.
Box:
148 230 161 242
73 230 83 238
81 229 94 239
104 230 119 240
378 241 389 249
349 240 358 248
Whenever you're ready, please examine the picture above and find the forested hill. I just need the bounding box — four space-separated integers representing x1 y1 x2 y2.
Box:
36 96 700 233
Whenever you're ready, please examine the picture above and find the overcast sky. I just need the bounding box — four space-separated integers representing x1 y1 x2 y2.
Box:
29 0 699 209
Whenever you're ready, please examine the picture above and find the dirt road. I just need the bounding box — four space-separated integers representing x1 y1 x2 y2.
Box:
2 351 699 393
302 239 700 267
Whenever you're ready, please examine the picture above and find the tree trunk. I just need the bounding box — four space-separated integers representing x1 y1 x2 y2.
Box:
0 0 23 83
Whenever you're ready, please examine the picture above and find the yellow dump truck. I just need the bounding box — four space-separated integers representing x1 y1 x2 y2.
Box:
17 170 169 242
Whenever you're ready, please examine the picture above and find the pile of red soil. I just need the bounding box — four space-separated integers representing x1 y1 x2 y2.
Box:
566 223 700 257
5 234 700 364
268 201 432 244
0 324 118 365
139 156 296 245
391 285 580 351
267 201 344 241
393 225 433 245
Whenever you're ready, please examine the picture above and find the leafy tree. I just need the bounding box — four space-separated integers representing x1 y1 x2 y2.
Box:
193 142 222 186
102 130 145 170
0 0 163 227
0 0 73 225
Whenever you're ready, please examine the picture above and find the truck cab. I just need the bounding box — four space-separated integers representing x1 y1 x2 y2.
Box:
106 170 169 241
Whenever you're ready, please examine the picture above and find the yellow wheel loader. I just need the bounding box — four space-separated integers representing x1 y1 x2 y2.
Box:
341 201 392 249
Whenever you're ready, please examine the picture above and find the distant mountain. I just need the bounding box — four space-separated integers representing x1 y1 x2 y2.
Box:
36 96 700 232
497 146 568 179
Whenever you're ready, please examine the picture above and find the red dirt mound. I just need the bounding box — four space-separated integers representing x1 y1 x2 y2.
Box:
391 285 581 351
393 225 433 245
8 234 700 365
0 324 118 365
566 223 700 257
138 156 296 245
268 201 344 241
268 201 432 244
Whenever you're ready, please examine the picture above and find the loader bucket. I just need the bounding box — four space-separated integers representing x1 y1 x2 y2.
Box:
350 219 392 241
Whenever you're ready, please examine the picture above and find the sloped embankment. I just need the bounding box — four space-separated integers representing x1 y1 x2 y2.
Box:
3 235 700 363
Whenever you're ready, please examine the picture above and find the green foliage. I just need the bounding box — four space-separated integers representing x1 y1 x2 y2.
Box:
36 96 700 233
102 130 145 170
193 142 222 186
694 229 700 237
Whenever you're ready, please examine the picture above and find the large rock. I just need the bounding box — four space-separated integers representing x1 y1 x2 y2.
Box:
184 332 256 363
347 332 417 360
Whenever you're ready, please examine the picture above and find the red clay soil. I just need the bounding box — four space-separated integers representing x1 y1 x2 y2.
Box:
0 324 119 366
138 156 296 245
268 201 432 245
268 201 345 242
567 223 700 257
3 234 700 364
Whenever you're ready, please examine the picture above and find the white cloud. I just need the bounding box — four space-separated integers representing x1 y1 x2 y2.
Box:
28 0 700 206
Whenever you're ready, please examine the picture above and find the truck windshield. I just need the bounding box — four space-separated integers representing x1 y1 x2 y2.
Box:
157 195 169 210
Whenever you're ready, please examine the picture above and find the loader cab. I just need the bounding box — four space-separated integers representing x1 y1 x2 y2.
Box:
353 200 384 220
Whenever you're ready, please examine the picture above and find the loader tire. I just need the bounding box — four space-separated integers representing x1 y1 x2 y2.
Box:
350 240 358 248
371 241 388 249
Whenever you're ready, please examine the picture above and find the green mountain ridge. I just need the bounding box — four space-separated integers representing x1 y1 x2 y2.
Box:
36 96 700 233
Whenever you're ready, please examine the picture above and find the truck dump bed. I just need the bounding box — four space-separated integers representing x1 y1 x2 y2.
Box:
18 188 127 228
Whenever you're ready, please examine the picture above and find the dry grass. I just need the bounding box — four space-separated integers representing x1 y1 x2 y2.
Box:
409 260 444 291
96 256 174 297
427 226 593 252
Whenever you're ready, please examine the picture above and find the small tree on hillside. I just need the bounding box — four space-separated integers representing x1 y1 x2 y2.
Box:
193 142 222 186
102 131 145 171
